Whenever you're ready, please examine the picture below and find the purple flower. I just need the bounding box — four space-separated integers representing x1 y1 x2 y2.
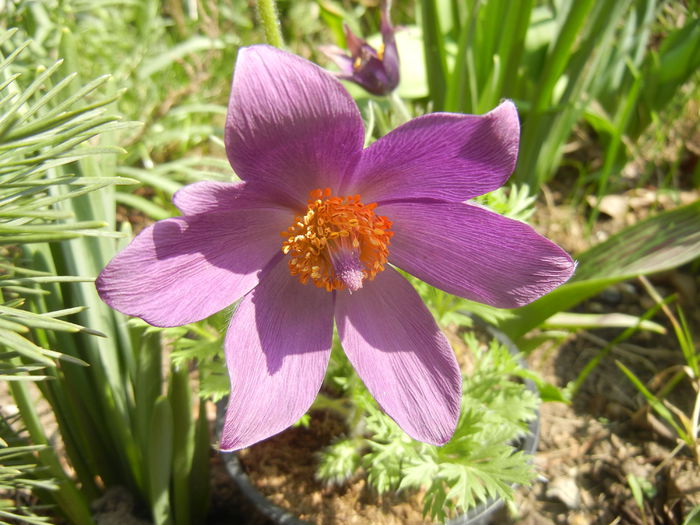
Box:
321 0 399 95
96 45 574 451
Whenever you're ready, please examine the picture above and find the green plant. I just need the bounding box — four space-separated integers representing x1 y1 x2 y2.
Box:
616 277 699 463
0 28 210 525
414 0 699 190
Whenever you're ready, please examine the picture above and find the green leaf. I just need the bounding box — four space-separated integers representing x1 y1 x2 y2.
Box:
0 328 55 367
169 366 195 525
115 191 171 220
616 360 688 443
188 399 211 524
684 505 700 525
499 200 700 338
139 36 228 78
543 312 666 334
148 396 174 525
420 0 449 109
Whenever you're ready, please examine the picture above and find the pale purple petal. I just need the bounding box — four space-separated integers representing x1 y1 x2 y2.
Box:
96 205 294 326
344 101 519 202
335 267 461 445
225 45 365 207
379 201 575 308
173 181 245 215
319 44 355 76
172 181 289 215
220 259 334 451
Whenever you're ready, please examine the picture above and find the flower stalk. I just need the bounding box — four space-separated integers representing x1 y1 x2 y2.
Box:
256 0 284 49
388 90 411 124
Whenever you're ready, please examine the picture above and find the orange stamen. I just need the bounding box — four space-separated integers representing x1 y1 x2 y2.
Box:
281 188 393 292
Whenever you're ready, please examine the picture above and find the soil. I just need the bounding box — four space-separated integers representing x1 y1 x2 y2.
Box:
234 412 430 524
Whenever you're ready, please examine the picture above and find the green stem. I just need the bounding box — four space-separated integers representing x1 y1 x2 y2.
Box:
388 91 411 124
310 393 352 418
256 0 284 48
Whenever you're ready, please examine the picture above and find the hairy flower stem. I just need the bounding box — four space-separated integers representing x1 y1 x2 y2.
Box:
345 375 367 438
256 0 284 49
388 91 411 124
310 393 352 418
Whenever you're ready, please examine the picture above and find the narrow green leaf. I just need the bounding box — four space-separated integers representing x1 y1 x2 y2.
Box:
117 166 182 195
0 220 107 233
0 60 66 137
683 505 700 525
574 200 700 282
529 0 596 113
627 473 645 508
420 0 449 110
139 37 226 78
115 192 171 220
0 40 30 77
0 304 104 336
0 374 51 381
169 366 194 525
2 276 94 284
0 329 54 366
0 209 74 219
2 176 138 187
543 312 666 334
148 396 174 525
0 317 29 332
0 27 19 48
188 399 211 524
615 360 688 441
0 233 81 243
12 72 78 128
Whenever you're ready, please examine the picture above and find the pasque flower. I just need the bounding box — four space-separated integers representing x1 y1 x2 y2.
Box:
321 0 399 95
96 45 574 451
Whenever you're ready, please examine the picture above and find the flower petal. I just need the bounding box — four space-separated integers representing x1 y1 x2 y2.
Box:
379 201 575 308
345 101 519 202
220 259 334 451
225 45 365 206
96 205 293 326
172 181 286 215
319 44 355 77
172 181 244 215
335 267 461 445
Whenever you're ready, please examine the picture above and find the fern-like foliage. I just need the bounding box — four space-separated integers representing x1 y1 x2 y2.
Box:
472 184 536 223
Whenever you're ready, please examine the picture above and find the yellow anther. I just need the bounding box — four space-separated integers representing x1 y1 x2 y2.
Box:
281 188 393 291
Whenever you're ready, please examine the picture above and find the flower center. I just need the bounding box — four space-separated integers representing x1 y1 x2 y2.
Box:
281 188 393 292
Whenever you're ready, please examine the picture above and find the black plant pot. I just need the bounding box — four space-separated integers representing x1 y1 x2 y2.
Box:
217 320 540 525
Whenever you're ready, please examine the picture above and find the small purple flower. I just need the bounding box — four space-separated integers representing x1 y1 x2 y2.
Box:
321 0 399 95
96 45 574 451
